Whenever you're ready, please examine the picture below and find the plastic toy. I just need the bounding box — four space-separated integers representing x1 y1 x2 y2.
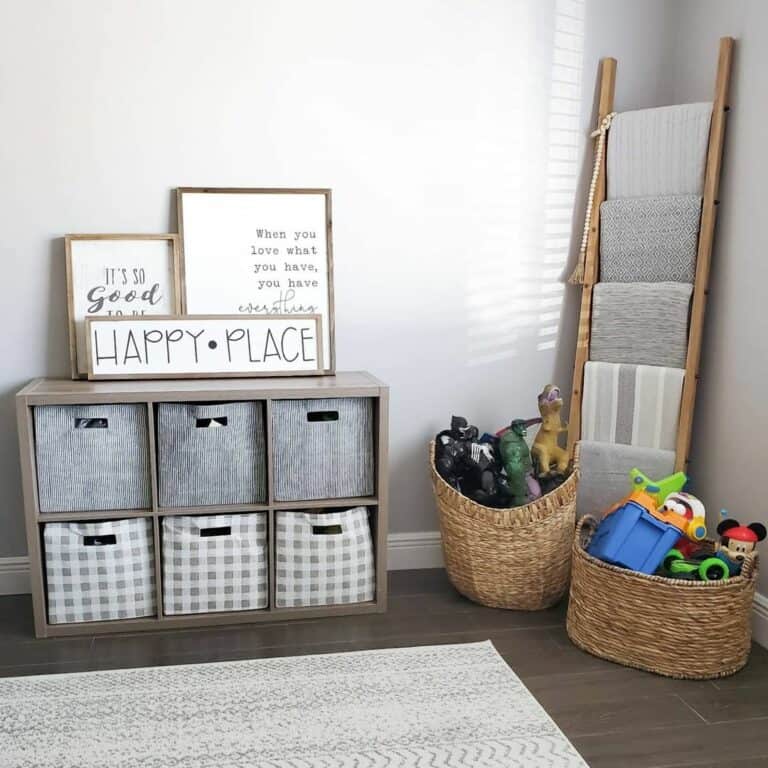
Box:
604 489 659 518
659 548 730 582
587 496 682 574
715 518 767 576
526 474 542 502
531 385 569 477
655 491 707 542
498 419 535 506
629 468 687 504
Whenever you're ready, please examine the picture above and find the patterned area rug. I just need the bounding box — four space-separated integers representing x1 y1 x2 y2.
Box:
1 641 587 767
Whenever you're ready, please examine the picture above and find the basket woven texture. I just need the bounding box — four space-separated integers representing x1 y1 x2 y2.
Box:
567 514 758 679
430 442 578 610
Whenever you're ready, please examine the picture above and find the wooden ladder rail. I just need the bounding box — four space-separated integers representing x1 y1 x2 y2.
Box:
567 57 616 456
567 38 733 466
675 36 734 471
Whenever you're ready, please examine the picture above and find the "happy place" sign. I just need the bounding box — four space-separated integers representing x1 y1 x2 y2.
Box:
86 315 323 379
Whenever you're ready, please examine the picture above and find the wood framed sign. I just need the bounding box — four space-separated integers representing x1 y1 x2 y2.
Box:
86 315 323 380
177 188 335 373
65 234 181 379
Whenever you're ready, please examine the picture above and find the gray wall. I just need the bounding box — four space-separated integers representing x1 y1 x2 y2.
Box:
0 0 675 556
661 0 768 594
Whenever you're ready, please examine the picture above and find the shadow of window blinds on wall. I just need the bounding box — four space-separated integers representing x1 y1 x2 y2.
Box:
466 0 585 365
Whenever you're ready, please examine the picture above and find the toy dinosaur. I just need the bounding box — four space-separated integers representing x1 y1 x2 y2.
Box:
531 385 569 477
498 419 535 506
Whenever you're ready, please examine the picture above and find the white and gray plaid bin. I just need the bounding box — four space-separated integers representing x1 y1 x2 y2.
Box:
162 513 268 615
44 518 156 624
157 401 267 507
275 507 375 607
34 404 151 513
272 398 375 501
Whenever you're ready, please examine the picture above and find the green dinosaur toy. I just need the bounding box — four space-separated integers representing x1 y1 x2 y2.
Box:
629 468 687 504
498 419 534 506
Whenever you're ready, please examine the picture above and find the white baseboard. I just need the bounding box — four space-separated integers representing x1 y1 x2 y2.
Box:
386 531 444 570
0 533 445 595
753 592 768 649
2 551 765 650
0 557 31 596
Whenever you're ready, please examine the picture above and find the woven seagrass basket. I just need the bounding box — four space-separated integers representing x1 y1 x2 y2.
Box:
429 441 578 610
567 514 758 679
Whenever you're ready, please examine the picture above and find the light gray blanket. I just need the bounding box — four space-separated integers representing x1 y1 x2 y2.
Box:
576 440 676 518
607 103 712 199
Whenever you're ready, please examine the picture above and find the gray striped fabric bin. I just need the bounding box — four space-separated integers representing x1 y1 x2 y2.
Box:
157 402 267 507
275 507 375 607
44 518 156 624
272 398 375 501
162 513 268 615
34 404 151 513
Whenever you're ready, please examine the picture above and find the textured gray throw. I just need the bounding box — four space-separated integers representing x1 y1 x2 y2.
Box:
600 195 702 283
590 282 693 368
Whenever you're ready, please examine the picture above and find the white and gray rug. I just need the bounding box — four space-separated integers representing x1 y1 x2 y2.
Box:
0 640 587 767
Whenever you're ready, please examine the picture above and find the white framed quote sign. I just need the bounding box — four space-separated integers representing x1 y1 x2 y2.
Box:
86 315 323 379
65 234 181 379
177 188 335 373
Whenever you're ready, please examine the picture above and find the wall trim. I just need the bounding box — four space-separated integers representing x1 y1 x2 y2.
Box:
0 557 31 596
2 552 765 649
387 531 444 571
0 533 445 595
752 592 768 650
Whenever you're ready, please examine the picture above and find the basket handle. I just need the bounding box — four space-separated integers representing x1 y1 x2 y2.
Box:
572 440 581 472
575 514 599 550
740 551 758 582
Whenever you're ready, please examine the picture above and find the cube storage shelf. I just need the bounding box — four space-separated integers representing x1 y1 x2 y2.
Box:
16 372 389 638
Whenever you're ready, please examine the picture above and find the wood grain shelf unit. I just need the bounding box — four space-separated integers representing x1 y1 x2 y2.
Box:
16 371 389 639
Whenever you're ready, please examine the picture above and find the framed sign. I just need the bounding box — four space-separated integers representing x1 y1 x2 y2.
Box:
177 188 335 373
86 315 323 380
65 234 181 379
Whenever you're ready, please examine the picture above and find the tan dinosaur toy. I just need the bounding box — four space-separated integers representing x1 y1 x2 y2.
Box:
531 384 569 477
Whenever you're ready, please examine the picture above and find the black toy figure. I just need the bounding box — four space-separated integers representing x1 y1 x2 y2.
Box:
434 416 512 507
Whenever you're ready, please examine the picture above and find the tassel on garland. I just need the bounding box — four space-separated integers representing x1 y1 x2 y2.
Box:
568 112 617 286
567 259 585 286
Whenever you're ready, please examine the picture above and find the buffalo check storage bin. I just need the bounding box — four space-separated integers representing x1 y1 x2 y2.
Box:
43 518 156 624
34 404 151 513
157 402 267 507
272 398 375 501
275 507 375 607
162 513 268 615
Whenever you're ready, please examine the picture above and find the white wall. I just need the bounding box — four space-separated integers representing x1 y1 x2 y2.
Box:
660 0 768 595
0 0 675 558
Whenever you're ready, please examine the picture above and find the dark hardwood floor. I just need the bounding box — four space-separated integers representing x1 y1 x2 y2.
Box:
1 568 767 768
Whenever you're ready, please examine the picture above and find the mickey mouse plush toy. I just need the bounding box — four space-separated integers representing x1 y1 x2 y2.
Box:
716 518 767 576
